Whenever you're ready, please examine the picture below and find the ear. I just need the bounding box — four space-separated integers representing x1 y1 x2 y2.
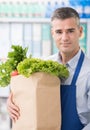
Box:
79 26 83 37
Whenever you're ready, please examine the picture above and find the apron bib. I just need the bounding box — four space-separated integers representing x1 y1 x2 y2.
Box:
61 51 84 130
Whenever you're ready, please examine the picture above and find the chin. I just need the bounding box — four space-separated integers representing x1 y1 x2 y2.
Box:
61 48 70 53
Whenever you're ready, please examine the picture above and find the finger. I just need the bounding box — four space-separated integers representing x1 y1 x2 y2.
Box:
9 112 19 122
7 93 20 112
7 92 20 121
8 102 20 112
8 106 20 117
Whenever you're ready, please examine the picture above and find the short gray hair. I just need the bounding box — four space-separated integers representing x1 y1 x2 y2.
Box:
51 7 80 26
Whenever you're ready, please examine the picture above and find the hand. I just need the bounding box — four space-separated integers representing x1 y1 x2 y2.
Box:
7 92 20 122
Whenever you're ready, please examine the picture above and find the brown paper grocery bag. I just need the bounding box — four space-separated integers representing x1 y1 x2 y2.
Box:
10 72 61 130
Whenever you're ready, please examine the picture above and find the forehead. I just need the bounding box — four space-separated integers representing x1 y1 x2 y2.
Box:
51 18 78 30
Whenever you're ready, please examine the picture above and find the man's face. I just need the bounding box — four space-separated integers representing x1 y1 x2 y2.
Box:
51 18 83 54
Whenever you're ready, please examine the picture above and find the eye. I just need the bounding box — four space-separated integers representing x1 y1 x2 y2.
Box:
55 30 62 34
68 29 75 33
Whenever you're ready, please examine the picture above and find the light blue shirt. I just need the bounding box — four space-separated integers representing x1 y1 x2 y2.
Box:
46 49 90 130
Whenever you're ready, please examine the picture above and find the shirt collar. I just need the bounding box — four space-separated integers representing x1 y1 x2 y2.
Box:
58 49 81 69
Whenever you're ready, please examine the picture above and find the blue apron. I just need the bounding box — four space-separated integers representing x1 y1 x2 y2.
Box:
61 51 84 130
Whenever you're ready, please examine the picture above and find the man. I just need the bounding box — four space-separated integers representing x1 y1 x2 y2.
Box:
7 7 90 130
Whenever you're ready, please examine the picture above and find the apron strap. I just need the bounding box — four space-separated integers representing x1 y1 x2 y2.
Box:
71 50 84 85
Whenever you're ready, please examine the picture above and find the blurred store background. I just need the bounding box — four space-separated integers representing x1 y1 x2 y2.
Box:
0 0 90 129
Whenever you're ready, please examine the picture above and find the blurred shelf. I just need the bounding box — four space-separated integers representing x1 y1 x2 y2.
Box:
0 17 90 23
0 18 51 23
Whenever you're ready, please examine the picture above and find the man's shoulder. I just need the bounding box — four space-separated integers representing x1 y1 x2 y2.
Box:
84 55 90 63
83 55 90 70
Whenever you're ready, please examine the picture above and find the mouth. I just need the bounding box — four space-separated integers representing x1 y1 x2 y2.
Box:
62 43 70 47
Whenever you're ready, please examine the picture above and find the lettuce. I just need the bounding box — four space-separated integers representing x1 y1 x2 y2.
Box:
17 58 69 79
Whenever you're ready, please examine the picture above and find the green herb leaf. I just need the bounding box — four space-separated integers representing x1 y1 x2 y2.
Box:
0 45 28 87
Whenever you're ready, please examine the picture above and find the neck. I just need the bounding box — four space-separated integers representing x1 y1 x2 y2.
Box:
60 49 80 64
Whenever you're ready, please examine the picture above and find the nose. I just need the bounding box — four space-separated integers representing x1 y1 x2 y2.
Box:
61 32 69 42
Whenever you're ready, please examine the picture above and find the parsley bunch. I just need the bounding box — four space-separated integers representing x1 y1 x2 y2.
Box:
0 45 28 87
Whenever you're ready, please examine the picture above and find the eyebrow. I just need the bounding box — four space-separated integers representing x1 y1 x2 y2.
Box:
55 28 75 32
67 28 75 31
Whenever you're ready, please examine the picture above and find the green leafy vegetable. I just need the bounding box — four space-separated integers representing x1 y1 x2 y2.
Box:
0 45 28 87
17 58 69 79
0 45 69 87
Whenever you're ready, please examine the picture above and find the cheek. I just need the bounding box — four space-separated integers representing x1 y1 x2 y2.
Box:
55 38 61 46
54 34 61 42
75 30 82 39
55 39 62 49
70 33 79 41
